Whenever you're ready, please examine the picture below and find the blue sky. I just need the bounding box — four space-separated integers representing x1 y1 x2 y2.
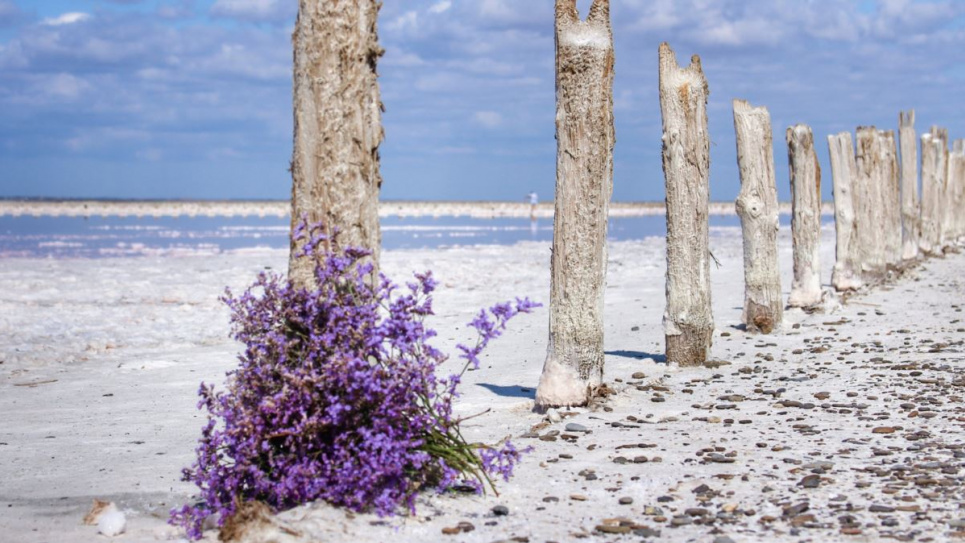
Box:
1 0 964 201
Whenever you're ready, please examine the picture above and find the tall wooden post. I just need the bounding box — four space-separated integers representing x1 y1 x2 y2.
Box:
878 130 902 267
920 130 947 254
855 127 886 278
536 0 614 408
733 100 782 333
658 43 713 366
899 111 920 260
787 124 823 308
828 132 862 291
949 140 965 243
289 0 384 288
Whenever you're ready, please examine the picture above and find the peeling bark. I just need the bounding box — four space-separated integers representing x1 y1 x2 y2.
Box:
920 130 947 254
787 124 823 308
289 0 384 288
536 0 614 408
658 43 713 366
732 100 781 333
899 111 921 260
828 132 862 291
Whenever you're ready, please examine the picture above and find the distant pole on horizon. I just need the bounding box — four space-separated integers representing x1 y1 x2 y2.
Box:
536 0 614 408
289 0 384 287
657 42 714 367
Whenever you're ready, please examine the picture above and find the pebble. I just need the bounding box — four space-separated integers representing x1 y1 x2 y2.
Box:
618 497 633 505
492 505 509 516
546 409 562 423
713 537 736 543
564 422 588 433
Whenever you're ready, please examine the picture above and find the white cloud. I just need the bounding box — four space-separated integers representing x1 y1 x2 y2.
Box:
387 11 419 33
428 1 452 15
42 12 91 26
210 0 288 22
473 111 503 128
45 73 90 99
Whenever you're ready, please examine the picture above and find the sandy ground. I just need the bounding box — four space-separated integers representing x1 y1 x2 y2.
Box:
2 223 964 543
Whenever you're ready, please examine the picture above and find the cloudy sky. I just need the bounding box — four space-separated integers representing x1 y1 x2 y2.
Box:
1 0 964 202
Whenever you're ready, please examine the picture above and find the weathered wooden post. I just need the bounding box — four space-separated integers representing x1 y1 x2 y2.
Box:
732 100 782 333
899 111 921 260
878 130 902 267
289 0 384 287
949 140 965 243
786 124 823 308
855 127 886 278
828 132 862 291
658 42 713 366
920 130 947 254
536 0 614 408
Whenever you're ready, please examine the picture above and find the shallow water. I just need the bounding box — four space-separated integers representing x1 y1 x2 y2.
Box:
0 213 823 258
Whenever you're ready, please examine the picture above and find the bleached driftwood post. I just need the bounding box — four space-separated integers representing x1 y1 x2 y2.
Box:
536 0 614 408
878 130 902 267
786 125 823 308
658 43 713 366
949 140 965 242
899 111 921 260
289 0 384 288
828 132 862 291
920 130 947 254
732 100 782 333
855 127 886 278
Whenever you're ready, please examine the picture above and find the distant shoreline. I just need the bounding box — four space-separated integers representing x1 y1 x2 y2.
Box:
0 199 834 218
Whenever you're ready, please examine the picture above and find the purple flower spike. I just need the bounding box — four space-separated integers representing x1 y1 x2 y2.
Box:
170 222 538 540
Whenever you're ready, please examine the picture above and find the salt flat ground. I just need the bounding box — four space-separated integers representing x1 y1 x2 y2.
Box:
1 224 964 543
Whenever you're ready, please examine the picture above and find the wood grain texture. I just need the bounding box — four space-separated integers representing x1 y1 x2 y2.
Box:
733 100 782 333
658 43 713 366
536 0 614 407
828 132 862 291
289 0 384 287
787 124 823 308
899 111 921 260
920 130 947 254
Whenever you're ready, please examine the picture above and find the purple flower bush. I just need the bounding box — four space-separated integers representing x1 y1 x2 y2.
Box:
171 224 538 540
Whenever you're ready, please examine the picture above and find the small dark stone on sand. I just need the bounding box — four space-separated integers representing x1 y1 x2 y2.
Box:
492 505 509 516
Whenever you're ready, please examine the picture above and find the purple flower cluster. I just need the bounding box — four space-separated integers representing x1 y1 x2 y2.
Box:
171 224 538 540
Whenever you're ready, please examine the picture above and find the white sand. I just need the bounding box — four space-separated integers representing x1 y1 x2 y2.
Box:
2 223 964 542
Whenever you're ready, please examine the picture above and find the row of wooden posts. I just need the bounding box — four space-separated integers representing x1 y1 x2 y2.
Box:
532 1 965 408
284 1 963 409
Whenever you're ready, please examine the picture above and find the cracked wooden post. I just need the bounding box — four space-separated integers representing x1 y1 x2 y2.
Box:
949 140 965 243
536 0 614 408
920 129 947 254
786 124 823 308
855 127 886 279
828 132 862 291
658 43 713 366
877 130 902 267
289 0 384 288
899 111 921 260
732 100 782 333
